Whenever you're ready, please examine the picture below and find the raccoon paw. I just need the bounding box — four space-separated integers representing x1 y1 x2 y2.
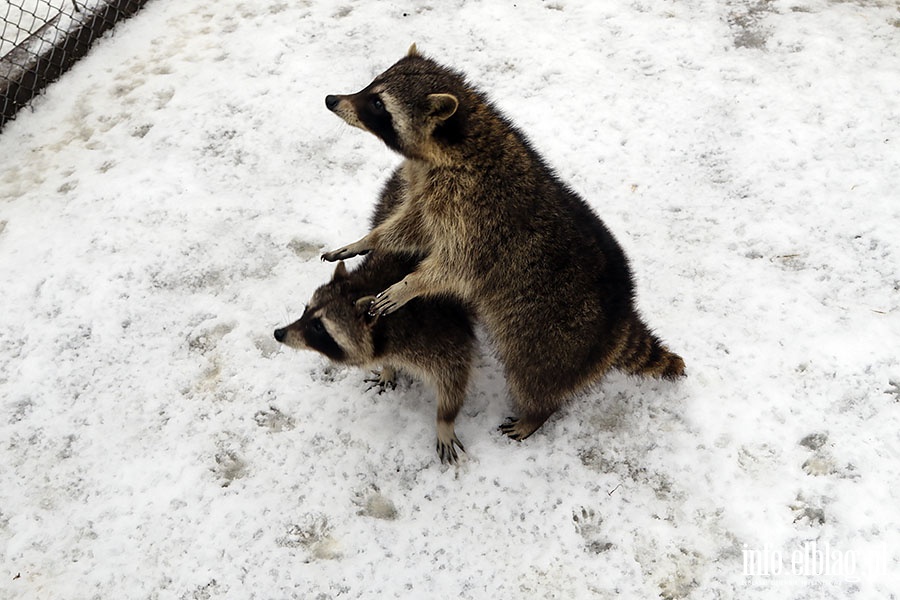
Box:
436 419 465 464
364 368 397 394
499 418 525 441
436 434 466 465
321 247 369 262
370 283 414 316
369 293 397 316
498 416 545 441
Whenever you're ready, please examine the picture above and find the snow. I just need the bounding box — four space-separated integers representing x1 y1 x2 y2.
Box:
1 0 899 598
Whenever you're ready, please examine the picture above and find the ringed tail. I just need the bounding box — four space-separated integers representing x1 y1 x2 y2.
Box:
615 317 685 380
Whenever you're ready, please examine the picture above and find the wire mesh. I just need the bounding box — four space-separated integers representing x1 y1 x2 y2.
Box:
1 0 149 130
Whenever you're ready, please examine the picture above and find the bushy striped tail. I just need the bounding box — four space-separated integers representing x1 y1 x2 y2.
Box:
614 317 685 380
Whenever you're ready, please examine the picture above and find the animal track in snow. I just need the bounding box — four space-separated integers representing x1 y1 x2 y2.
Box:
573 507 612 554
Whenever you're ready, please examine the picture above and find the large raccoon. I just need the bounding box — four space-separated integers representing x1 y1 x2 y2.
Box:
322 45 685 440
276 170 475 463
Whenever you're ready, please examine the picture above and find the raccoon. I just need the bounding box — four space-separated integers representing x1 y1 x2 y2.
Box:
276 171 476 463
322 45 685 441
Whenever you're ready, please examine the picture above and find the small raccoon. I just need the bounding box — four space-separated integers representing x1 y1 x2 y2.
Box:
322 45 685 440
275 172 476 463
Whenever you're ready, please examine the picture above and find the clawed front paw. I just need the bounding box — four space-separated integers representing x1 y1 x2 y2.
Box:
321 247 368 262
364 369 397 394
369 282 412 317
369 292 400 317
436 435 466 465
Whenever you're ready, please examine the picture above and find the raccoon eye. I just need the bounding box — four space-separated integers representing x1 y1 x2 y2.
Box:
309 318 325 334
369 96 385 113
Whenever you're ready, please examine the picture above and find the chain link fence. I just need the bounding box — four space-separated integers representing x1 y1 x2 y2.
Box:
1 0 149 131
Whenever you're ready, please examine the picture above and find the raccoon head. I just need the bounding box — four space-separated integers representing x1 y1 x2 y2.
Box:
325 44 469 163
274 262 378 365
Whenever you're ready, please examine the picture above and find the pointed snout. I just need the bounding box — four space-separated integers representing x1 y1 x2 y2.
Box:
273 327 287 343
325 94 341 111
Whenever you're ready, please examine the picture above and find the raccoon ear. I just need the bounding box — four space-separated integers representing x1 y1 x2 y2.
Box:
355 296 380 326
407 43 421 57
332 261 349 281
427 93 458 121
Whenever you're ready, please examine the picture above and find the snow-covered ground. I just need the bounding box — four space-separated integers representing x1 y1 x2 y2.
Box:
1 0 899 598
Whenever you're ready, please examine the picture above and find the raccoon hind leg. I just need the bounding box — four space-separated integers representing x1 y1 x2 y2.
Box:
498 358 571 441
433 364 470 464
